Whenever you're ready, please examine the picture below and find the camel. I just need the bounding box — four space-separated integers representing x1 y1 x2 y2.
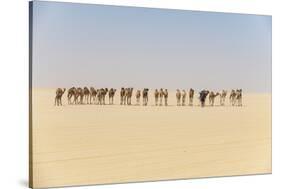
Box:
101 88 108 105
125 88 129 105
67 87 76 104
76 87 84 104
159 88 164 106
219 90 227 106
236 89 242 106
96 89 102 105
83 87 90 104
90 87 97 104
125 88 133 105
120 87 126 105
73 88 80 104
108 88 117 105
189 88 195 106
96 88 107 105
182 90 187 106
164 89 168 106
208 91 220 106
54 88 66 106
136 90 141 105
142 88 149 106
176 89 181 106
154 89 159 106
229 89 237 106
199 90 209 107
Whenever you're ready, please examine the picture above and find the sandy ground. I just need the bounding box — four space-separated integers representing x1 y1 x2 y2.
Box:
31 89 271 188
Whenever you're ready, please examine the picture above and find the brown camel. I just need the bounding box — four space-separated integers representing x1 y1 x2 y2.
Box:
142 88 149 106
83 87 90 104
76 87 84 104
96 89 102 105
125 88 133 105
135 90 141 105
159 88 164 106
96 88 107 105
164 89 168 106
67 87 76 104
209 91 220 106
219 90 227 106
90 87 97 104
101 88 108 105
229 89 237 106
55 88 66 106
120 87 126 105
236 89 242 106
182 90 187 106
189 88 194 106
154 89 159 106
108 88 117 104
176 89 181 106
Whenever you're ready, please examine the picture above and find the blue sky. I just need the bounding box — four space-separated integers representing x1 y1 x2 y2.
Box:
32 1 271 92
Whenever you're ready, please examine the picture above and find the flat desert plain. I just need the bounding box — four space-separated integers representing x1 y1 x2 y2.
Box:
31 89 271 188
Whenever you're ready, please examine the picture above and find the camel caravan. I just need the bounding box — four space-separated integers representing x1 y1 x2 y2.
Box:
55 87 243 107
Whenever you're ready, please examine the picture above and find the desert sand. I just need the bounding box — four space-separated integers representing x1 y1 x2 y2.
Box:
31 89 271 188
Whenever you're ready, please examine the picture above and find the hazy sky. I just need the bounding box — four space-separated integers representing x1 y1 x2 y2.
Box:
32 1 271 92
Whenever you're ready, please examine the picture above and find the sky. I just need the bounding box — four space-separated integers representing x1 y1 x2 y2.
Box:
32 1 272 92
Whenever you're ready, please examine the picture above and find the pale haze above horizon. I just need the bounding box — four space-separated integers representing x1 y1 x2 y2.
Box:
32 1 272 93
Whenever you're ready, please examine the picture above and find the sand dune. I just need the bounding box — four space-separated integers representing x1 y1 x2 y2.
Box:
31 89 271 188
